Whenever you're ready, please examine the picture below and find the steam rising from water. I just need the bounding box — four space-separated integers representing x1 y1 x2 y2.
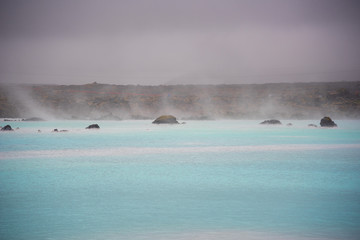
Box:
0 84 58 119
1 81 359 119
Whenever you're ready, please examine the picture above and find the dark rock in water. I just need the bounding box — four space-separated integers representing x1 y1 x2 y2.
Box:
152 115 179 124
86 124 100 129
260 119 282 125
23 117 45 121
320 117 337 127
286 123 293 126
308 124 318 128
23 117 45 122
1 125 14 131
53 128 68 132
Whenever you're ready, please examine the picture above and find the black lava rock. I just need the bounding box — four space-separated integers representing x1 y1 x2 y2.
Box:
152 115 179 124
86 124 100 129
1 125 14 131
320 117 337 127
260 119 282 125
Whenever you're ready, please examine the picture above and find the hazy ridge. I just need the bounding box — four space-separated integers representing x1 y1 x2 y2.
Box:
1 81 360 120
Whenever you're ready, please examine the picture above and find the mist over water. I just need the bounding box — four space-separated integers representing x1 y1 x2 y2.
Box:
1 81 359 120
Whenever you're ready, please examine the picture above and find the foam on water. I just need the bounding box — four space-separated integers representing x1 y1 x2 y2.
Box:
1 144 360 160
72 230 342 240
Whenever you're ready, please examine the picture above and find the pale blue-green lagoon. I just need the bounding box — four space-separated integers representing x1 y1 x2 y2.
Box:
1 120 360 240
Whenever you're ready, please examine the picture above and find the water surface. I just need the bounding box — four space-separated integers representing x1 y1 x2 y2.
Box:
1 120 360 239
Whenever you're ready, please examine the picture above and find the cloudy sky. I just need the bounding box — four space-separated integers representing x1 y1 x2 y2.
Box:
1 0 359 85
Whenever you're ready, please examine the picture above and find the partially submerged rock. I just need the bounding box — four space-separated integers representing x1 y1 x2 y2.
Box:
152 115 179 124
1 125 14 131
53 129 68 132
320 117 337 127
23 117 45 121
260 119 282 125
308 124 317 128
86 124 100 129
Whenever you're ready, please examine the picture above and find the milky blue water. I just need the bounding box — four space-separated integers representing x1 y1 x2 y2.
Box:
1 120 360 240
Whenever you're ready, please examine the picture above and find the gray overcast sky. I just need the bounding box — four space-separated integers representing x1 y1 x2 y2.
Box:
1 0 360 85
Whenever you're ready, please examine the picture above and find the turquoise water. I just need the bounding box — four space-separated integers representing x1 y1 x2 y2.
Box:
1 120 360 240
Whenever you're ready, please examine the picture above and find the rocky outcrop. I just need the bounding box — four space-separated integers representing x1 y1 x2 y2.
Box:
320 117 337 127
308 124 318 127
1 125 14 131
260 119 282 125
86 124 100 129
152 115 179 124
